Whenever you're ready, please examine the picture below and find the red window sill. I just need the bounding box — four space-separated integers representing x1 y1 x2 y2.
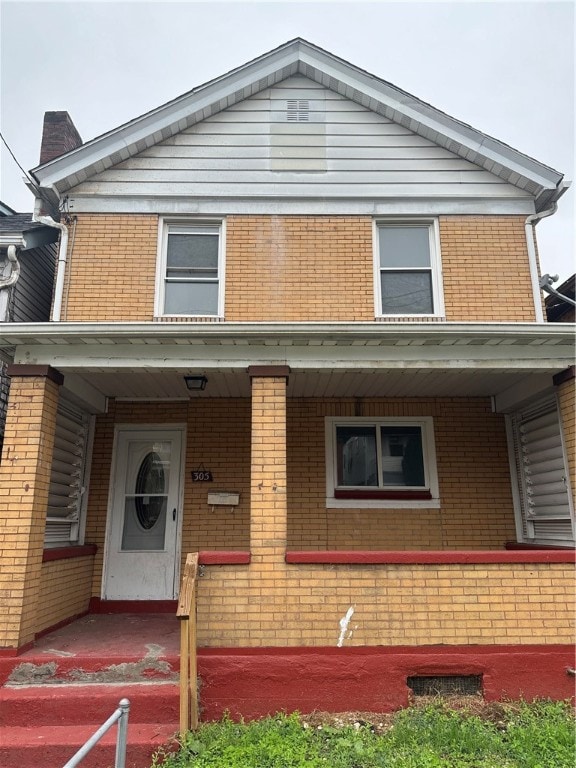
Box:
43 544 98 562
285 550 576 564
334 489 432 500
505 542 574 550
198 551 251 565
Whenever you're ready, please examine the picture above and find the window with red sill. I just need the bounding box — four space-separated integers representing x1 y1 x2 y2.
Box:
325 417 440 509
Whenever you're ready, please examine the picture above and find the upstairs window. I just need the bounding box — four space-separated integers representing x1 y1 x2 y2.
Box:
375 221 444 317
157 221 224 317
325 417 440 508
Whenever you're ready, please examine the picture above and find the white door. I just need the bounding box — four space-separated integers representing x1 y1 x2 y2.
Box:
104 428 184 600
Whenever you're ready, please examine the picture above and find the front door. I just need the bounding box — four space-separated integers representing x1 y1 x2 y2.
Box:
103 427 184 600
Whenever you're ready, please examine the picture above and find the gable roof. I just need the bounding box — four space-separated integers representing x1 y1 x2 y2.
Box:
30 38 567 212
0 201 17 216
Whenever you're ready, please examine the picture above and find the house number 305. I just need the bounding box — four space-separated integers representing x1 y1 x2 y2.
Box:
191 470 213 482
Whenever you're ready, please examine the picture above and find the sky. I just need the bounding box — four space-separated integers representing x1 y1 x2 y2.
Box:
0 0 574 281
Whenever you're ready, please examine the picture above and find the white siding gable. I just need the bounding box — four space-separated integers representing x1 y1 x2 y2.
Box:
70 76 530 204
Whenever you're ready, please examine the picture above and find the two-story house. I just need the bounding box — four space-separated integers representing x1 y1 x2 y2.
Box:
0 39 573 714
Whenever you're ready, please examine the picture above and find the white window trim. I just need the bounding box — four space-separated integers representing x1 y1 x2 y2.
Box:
155 218 226 319
76 414 95 545
373 218 445 319
325 416 440 509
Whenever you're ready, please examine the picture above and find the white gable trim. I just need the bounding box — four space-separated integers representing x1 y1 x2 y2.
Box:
31 39 565 210
66 197 537 216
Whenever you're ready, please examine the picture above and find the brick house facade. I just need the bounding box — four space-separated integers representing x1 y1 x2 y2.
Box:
0 40 573 710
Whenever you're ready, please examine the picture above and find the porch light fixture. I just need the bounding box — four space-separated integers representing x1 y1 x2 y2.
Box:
184 374 208 391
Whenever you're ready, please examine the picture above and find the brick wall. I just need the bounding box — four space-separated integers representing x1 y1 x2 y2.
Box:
62 214 158 321
0 374 60 648
54 391 572 649
196 561 574 647
62 214 538 322
287 398 516 550
440 216 536 321
250 376 288 560
84 395 516 599
36 556 94 634
225 216 374 321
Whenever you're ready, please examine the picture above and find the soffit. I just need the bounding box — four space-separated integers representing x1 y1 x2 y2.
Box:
0 321 573 350
54 367 554 402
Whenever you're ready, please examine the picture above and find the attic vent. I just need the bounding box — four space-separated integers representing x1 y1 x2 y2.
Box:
286 99 310 122
407 675 482 697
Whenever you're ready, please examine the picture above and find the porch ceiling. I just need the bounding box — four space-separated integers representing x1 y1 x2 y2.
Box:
57 366 557 402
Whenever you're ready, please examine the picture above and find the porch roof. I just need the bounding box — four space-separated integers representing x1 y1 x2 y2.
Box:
0 320 573 349
0 321 572 410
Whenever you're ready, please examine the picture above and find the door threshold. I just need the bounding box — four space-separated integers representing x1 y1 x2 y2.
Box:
89 598 178 614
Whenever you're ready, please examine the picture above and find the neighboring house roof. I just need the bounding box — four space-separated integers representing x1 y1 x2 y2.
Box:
30 38 567 212
545 275 576 322
0 213 59 250
0 201 17 216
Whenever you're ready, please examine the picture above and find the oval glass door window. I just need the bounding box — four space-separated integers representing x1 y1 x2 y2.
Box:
121 442 170 551
135 452 165 529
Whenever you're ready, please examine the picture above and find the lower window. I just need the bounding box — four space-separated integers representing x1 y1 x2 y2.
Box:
325 417 439 508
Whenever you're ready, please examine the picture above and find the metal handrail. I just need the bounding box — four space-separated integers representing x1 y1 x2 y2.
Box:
62 698 130 768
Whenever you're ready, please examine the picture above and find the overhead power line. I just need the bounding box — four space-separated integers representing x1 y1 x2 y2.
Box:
0 131 40 192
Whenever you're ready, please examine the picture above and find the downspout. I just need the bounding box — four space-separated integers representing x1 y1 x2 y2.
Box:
525 203 557 323
0 245 21 288
525 180 572 323
33 198 68 321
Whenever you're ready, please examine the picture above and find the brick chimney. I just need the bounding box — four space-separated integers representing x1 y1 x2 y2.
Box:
39 112 82 165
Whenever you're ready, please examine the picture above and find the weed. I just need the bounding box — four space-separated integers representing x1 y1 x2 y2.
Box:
151 700 574 768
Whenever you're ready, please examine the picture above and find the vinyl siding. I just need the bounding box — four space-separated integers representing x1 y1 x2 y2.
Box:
11 244 56 323
70 76 528 202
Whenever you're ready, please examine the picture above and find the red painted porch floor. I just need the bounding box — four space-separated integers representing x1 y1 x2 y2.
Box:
1 613 180 684
0 614 181 768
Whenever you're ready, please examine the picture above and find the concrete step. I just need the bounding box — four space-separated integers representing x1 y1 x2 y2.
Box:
0 649 180 687
0 682 180 727
0 722 178 768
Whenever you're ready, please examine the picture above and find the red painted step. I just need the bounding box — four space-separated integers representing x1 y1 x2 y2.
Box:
0 683 180 768
0 683 179 727
0 722 178 768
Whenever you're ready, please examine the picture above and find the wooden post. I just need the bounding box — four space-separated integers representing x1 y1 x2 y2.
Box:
179 618 190 734
177 553 199 733
189 606 198 730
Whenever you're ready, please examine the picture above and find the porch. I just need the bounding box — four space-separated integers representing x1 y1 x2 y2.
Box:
0 322 573 670
1 528 574 763
2 548 575 716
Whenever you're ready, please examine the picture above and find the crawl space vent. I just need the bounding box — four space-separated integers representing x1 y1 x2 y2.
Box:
407 675 482 697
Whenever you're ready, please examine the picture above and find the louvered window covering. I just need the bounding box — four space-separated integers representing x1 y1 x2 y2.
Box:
510 396 574 545
44 398 90 547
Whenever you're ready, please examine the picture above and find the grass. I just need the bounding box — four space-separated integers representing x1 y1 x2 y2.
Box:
152 699 574 768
